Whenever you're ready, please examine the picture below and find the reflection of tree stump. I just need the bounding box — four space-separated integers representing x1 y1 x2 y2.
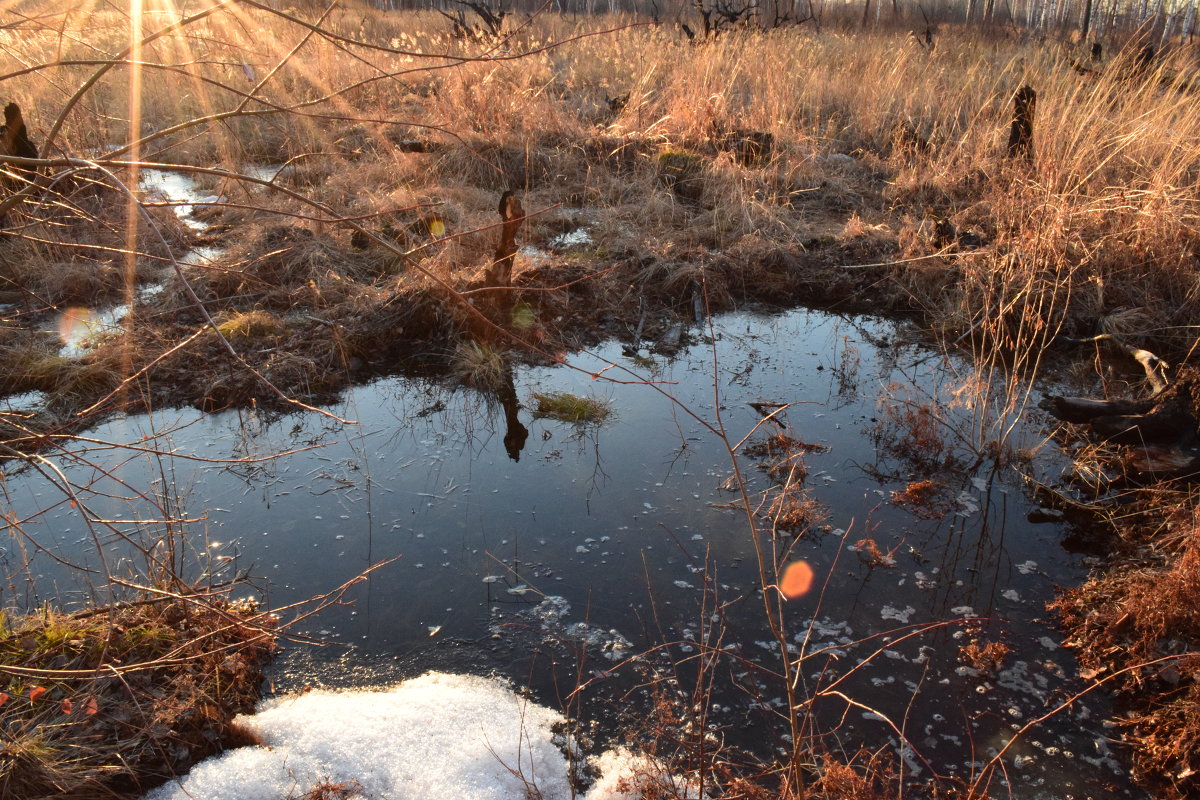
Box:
496 364 528 462
1007 86 1036 162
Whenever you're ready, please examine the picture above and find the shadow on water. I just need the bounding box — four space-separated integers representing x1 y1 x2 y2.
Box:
0 307 1142 799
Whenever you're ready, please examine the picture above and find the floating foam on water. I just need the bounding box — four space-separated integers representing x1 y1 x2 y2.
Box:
880 604 915 623
142 672 686 800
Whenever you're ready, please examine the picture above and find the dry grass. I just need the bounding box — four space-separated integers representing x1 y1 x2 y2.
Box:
1052 497 1200 799
4 5 1200 796
889 479 953 519
0 598 274 798
740 431 830 534
4 10 1198 367
452 339 511 390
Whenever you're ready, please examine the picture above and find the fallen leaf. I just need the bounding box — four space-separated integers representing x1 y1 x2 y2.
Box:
60 698 73 715
29 686 47 702
0 692 9 708
84 696 98 715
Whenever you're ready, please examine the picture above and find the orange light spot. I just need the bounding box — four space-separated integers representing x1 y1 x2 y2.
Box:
780 561 815 599
29 686 47 702
55 306 94 344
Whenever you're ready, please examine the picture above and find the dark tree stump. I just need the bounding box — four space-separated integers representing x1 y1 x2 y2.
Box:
1007 85 1036 162
1135 44 1155 73
486 190 524 289
1 102 38 186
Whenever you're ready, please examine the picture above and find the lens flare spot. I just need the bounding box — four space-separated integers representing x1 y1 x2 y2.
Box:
56 306 97 344
780 560 815 599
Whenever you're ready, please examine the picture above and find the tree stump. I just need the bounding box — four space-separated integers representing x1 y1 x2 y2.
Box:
1007 85 1036 162
486 190 523 289
0 102 38 186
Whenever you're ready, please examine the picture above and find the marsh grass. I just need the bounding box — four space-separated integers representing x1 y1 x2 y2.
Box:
4 4 1200 796
452 339 511 390
531 390 613 424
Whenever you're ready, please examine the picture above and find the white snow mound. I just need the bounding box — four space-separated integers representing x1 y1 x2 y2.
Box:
142 671 687 800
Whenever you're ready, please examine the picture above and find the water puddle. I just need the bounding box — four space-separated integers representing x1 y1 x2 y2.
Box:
47 169 228 356
0 308 1139 798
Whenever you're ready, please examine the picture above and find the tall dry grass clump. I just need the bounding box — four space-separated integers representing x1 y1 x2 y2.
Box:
3 8 1197 365
1052 497 1200 798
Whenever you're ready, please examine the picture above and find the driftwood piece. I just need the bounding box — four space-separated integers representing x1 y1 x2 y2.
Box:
1041 335 1177 441
1040 395 1155 424
1041 335 1200 476
1039 336 1200 477
1007 85 1036 161
1058 332 1169 393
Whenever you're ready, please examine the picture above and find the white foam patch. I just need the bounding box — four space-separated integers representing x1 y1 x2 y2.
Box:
143 672 686 800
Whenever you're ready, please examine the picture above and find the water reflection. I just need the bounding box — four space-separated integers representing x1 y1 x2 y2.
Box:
0 308 1139 798
494 362 527 462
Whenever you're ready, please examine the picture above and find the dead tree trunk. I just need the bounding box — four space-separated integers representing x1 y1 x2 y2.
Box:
486 190 524 289
1007 85 1036 161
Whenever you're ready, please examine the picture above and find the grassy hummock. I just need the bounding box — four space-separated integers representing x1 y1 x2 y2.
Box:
0 597 274 798
531 391 613 425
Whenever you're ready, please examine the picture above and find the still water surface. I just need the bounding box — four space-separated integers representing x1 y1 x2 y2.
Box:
1 308 1135 798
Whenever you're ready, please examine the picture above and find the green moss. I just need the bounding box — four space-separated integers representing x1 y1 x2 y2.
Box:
531 391 612 425
657 148 702 175
215 310 287 341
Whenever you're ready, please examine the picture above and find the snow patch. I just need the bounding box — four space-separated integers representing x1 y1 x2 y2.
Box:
142 672 686 800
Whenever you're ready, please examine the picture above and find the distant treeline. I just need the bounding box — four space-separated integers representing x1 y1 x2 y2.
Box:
367 0 1200 45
